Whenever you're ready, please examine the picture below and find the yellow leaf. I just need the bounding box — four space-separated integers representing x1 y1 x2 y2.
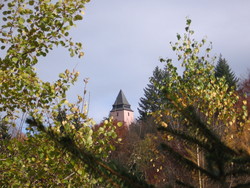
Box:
243 100 247 105
117 122 123 127
118 138 122 142
161 122 168 128
79 52 84 57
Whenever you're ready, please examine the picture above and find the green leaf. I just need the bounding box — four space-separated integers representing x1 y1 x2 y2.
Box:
29 0 35 5
74 15 83 21
18 17 25 25
59 73 66 78
77 169 83 175
117 122 123 127
12 57 18 62
177 33 181 40
186 19 191 25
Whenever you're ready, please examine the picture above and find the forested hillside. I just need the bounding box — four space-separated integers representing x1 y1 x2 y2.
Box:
0 0 249 187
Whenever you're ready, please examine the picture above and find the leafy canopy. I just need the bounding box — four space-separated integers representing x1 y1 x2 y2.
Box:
0 1 152 187
154 18 250 187
0 0 88 124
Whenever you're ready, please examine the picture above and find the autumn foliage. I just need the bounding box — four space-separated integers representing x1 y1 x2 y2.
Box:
0 0 249 186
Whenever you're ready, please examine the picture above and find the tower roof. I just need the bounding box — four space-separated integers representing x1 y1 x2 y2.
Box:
111 90 133 112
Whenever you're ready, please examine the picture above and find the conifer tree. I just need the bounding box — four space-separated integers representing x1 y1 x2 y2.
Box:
215 55 239 89
0 118 10 140
138 66 169 120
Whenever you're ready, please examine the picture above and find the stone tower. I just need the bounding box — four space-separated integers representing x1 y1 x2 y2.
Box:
110 90 134 126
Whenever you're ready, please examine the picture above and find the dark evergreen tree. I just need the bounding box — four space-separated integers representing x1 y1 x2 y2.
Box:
0 118 11 140
215 55 239 89
138 66 169 120
0 118 11 157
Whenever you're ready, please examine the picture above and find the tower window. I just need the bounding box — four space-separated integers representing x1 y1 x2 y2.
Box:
117 112 119 116
128 112 130 116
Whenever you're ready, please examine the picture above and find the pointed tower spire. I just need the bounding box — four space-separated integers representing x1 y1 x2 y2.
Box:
111 90 133 112
110 90 134 126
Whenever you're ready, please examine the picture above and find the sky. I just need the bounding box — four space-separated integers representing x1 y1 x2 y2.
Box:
36 0 250 123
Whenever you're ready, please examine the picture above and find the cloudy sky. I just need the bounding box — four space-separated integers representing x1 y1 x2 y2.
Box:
37 0 250 123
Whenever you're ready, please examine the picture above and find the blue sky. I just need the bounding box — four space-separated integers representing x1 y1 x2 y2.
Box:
36 0 250 123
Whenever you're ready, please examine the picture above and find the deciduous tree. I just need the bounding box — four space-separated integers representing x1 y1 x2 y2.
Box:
154 19 250 187
0 0 87 124
0 1 152 187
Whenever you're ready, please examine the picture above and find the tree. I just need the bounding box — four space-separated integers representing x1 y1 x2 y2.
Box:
0 117 11 161
154 19 250 187
138 66 169 121
238 71 250 113
0 0 87 124
0 1 152 187
0 118 11 140
215 55 239 90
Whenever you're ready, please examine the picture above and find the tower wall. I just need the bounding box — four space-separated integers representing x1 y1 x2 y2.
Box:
110 110 134 126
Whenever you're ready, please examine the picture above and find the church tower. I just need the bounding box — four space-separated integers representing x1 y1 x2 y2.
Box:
110 90 134 126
